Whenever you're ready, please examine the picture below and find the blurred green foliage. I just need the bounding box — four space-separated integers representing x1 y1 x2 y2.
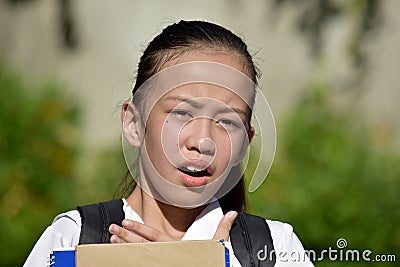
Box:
0 62 128 266
247 83 400 266
73 145 127 205
0 63 81 265
0 62 127 266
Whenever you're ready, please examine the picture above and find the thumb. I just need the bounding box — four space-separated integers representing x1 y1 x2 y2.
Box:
213 211 238 241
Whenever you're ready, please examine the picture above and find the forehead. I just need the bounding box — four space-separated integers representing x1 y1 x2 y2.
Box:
144 62 254 108
161 83 248 109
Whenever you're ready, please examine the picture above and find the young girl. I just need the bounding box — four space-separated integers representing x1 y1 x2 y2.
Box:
24 20 314 266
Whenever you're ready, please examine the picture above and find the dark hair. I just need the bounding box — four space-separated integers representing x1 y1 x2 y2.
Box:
117 20 259 212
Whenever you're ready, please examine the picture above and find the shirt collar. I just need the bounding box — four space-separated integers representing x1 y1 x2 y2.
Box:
122 198 224 240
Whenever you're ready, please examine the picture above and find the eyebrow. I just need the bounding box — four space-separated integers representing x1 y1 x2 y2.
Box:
164 96 202 108
164 96 249 117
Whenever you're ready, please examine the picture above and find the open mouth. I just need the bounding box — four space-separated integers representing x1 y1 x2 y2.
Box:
178 162 213 187
178 166 211 177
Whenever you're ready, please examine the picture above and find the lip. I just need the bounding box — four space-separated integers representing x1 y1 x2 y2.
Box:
180 159 214 173
178 160 214 187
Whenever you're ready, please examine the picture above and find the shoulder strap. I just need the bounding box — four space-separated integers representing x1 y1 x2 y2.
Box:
230 212 276 267
77 199 124 244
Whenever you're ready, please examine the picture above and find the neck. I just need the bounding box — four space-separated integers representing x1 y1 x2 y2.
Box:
126 186 205 240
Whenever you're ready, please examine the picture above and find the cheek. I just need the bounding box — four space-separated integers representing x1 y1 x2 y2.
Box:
144 116 167 157
217 131 246 161
146 115 186 167
214 132 233 160
161 120 181 160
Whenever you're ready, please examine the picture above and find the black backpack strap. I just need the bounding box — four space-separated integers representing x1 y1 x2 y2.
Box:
77 199 124 245
230 212 276 267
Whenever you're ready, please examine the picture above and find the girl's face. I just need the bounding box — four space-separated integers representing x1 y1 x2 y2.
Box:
124 51 254 207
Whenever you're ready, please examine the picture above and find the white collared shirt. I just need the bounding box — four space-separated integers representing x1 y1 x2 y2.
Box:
24 199 314 266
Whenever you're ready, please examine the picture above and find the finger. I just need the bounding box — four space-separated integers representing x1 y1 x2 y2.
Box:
109 223 148 243
110 234 123 244
213 211 238 241
122 220 175 242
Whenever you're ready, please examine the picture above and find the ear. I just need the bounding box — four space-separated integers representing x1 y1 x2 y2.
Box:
233 126 255 166
122 101 142 147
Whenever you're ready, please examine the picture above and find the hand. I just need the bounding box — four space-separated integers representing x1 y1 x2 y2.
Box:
213 211 238 241
109 210 238 243
109 220 175 243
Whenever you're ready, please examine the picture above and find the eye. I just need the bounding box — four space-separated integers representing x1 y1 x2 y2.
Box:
217 119 241 129
170 109 192 120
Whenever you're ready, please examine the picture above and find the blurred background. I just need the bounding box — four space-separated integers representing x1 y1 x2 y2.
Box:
1 0 399 266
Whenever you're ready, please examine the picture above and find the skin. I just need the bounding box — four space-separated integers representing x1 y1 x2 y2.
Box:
147 88 248 186
109 49 254 243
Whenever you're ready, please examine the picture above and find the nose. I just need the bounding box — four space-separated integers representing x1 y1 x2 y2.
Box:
199 138 215 155
184 118 216 156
